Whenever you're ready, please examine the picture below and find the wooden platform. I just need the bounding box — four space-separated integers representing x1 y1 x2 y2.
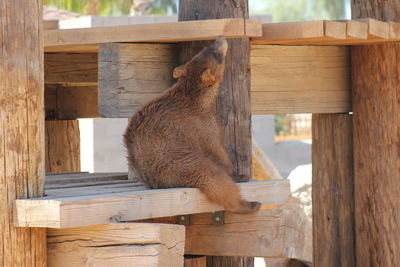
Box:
44 18 262 53
251 19 400 45
15 172 290 228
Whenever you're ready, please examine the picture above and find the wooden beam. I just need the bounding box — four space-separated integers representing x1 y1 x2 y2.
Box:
352 2 400 266
184 209 310 260
45 84 99 119
98 43 177 118
47 223 185 267
15 179 290 228
251 45 351 114
44 19 262 53
312 114 355 267
251 19 400 45
45 120 80 173
0 0 47 266
98 44 351 118
184 256 206 267
45 53 98 85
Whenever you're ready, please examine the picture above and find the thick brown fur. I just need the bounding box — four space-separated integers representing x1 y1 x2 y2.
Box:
124 37 261 214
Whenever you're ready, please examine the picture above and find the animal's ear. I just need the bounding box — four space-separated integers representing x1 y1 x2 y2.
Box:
200 68 215 83
173 65 186 79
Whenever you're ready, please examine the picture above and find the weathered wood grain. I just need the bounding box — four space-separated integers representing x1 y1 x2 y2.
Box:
44 19 262 53
0 0 46 266
45 120 80 173
351 2 400 266
312 114 355 267
45 84 99 119
185 209 310 259
251 45 351 114
47 223 185 267
15 179 290 228
184 256 206 267
45 53 98 85
98 43 178 117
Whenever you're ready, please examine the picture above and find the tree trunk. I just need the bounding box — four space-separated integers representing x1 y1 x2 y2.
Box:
351 0 400 266
178 0 253 266
0 0 47 266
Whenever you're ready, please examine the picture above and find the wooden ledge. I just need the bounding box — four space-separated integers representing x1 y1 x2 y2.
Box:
251 19 400 45
44 18 262 53
15 172 290 228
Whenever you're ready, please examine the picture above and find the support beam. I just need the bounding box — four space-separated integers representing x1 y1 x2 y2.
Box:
47 223 185 267
45 120 80 173
178 0 252 266
312 114 355 267
0 0 46 266
351 1 400 266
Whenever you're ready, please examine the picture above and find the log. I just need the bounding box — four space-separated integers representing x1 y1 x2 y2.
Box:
47 223 185 267
0 0 46 266
312 114 355 267
45 120 81 173
178 0 252 266
352 1 400 266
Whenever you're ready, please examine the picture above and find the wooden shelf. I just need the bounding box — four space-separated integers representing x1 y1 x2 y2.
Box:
44 18 262 53
15 172 290 228
251 19 400 45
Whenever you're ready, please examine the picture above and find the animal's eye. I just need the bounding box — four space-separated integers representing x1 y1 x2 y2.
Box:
212 51 222 62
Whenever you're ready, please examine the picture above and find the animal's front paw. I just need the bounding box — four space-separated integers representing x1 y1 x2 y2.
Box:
229 201 261 214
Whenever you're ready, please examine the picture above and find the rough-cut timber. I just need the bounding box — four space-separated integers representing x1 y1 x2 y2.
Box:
251 45 351 114
98 43 178 117
47 223 185 267
44 19 261 53
15 177 290 228
312 114 355 267
44 53 98 85
45 121 80 173
45 84 99 119
179 1 252 266
352 1 400 266
251 19 400 45
98 44 352 117
0 0 46 266
185 209 310 260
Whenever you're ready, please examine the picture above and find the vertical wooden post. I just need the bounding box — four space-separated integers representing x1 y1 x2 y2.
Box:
312 114 355 267
178 1 252 266
45 120 81 173
0 0 47 266
352 1 400 265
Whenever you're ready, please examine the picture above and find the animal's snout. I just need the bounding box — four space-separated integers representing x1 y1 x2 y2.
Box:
212 36 228 56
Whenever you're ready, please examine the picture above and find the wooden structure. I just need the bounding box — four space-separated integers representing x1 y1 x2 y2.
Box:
1 0 400 266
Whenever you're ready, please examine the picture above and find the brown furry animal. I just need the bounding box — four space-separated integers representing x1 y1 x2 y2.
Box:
124 37 261 214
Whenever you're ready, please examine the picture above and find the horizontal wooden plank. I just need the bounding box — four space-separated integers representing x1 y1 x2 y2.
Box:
97 43 351 117
250 45 351 114
48 223 185 267
45 53 98 85
44 19 262 53
251 19 400 45
185 209 310 260
15 179 290 228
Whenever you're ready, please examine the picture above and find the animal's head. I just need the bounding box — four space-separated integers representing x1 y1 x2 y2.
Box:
173 36 228 86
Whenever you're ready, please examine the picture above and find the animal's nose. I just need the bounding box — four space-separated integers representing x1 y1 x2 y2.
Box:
213 36 228 56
